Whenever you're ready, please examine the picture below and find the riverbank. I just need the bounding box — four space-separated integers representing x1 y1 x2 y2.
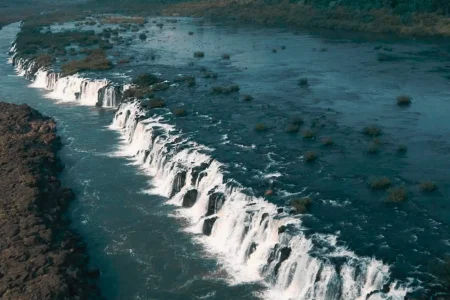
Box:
0 102 101 299
163 0 450 37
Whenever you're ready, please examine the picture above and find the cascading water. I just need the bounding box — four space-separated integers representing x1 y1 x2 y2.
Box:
9 45 119 107
110 100 410 300
9 41 411 300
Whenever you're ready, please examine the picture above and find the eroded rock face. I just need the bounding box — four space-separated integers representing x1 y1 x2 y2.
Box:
202 217 218 236
182 189 198 208
205 192 226 217
0 102 102 300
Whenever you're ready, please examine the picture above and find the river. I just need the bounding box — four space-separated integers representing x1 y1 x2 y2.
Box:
2 17 450 299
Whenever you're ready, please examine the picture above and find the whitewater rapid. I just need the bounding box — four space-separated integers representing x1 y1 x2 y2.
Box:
9 43 411 300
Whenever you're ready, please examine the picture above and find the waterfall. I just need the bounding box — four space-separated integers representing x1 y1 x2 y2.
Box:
9 41 411 300
97 85 122 108
10 47 119 107
110 100 410 300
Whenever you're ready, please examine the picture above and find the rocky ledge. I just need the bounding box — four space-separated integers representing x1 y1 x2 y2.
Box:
0 102 101 299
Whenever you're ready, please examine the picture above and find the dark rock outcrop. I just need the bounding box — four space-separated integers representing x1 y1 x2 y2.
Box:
170 170 186 198
182 189 198 208
0 102 101 300
191 162 209 185
202 217 218 236
205 192 226 216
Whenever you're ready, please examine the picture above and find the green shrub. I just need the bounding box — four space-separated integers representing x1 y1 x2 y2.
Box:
149 98 166 108
187 77 196 87
285 124 299 133
35 53 53 68
173 108 187 117
374 45 382 50
255 123 267 131
397 144 407 154
118 58 130 64
133 73 159 87
366 143 380 154
420 181 437 192
321 137 334 146
385 187 407 203
272 49 277 53
290 197 312 213
243 95 253 101
370 177 391 189
397 95 412 106
188 31 194 35
222 53 231 59
363 125 381 137
139 33 147 40
281 45 286 50
304 151 317 162
194 51 205 58
290 116 304 126
61 49 113 76
152 82 170 91
229 85 240 92
211 85 239 94
202 71 218 79
302 129 315 139
211 86 224 94
298 77 308 87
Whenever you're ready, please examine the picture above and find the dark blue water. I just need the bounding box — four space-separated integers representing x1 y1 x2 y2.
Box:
3 15 450 298
0 23 262 300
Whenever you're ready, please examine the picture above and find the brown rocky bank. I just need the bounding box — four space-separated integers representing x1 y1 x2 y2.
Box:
0 102 101 299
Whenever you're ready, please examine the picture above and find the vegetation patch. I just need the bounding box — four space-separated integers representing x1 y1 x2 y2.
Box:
363 125 381 137
290 197 312 214
61 49 112 76
290 116 304 126
149 98 166 108
366 143 380 154
285 124 300 133
397 95 412 106
173 108 187 117
139 33 147 40
321 137 334 146
397 144 408 154
420 181 438 192
302 129 315 139
194 51 205 58
304 151 317 162
133 73 160 87
369 177 392 190
101 16 146 25
243 95 253 101
298 78 309 87
255 123 267 131
211 85 239 95
222 53 231 59
385 187 407 203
